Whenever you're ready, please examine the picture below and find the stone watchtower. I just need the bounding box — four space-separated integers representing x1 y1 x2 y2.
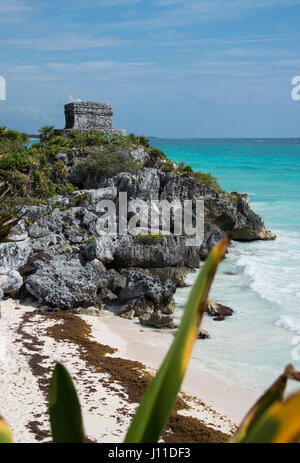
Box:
64 101 126 135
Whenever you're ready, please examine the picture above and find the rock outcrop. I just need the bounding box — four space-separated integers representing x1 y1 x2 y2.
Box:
104 170 275 242
0 142 275 328
198 329 210 340
118 271 176 328
205 298 233 320
0 232 31 296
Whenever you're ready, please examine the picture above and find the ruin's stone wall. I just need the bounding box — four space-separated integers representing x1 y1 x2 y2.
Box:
64 101 125 135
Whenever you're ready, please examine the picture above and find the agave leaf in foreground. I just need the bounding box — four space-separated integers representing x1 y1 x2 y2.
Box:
0 416 13 443
241 389 300 443
125 236 231 443
234 364 300 443
49 362 85 443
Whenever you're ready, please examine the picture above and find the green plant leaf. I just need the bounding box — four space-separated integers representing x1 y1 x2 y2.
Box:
241 389 300 443
49 362 84 443
234 364 300 442
125 236 231 443
0 416 13 443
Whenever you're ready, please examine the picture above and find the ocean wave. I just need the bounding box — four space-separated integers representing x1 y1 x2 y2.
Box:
236 230 300 305
276 315 300 335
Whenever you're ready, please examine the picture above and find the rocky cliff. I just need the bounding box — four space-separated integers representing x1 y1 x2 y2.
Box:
0 132 275 329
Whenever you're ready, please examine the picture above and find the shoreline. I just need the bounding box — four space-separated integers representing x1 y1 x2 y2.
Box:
0 297 257 443
94 308 257 425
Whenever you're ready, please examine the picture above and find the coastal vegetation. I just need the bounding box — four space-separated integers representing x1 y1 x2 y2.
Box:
76 151 141 185
0 125 233 209
0 190 23 244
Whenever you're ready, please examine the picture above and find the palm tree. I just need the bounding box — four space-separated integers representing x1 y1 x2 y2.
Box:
39 125 55 143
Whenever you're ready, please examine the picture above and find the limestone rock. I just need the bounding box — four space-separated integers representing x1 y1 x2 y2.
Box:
117 272 176 327
139 311 176 329
73 306 104 316
118 297 155 319
98 288 119 303
119 271 176 306
0 269 23 294
118 308 136 320
0 234 31 270
120 266 192 288
205 298 233 320
198 329 210 340
83 235 120 264
25 258 107 309
114 235 200 269
107 169 275 242
70 187 118 207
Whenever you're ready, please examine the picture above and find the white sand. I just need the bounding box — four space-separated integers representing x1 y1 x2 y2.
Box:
0 298 257 443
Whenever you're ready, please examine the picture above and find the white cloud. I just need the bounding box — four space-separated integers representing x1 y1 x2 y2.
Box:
108 0 300 30
96 0 141 5
1 60 155 85
68 95 83 102
0 0 35 22
0 103 46 121
162 34 300 47
0 34 131 51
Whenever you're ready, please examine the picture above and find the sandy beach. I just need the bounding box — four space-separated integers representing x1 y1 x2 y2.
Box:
0 297 257 443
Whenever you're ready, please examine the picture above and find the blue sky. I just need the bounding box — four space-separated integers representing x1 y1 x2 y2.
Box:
0 0 300 137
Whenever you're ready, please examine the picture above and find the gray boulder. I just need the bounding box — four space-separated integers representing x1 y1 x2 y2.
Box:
26 258 107 309
114 236 200 269
28 207 98 243
119 270 176 306
0 234 31 270
0 269 23 294
70 187 117 208
205 298 233 320
198 329 210 339
83 235 120 264
139 311 176 329
120 266 192 288
118 271 177 327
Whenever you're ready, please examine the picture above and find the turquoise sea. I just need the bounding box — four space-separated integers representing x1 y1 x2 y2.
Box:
152 138 300 395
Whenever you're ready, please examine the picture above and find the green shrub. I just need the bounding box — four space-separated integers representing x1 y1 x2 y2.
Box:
177 161 185 172
51 162 68 183
137 135 150 148
137 232 163 245
55 184 75 196
176 162 193 175
149 147 166 159
50 136 70 148
73 192 89 206
39 126 55 143
0 128 29 154
193 171 226 195
77 150 141 184
182 164 193 174
66 130 147 151
161 160 174 172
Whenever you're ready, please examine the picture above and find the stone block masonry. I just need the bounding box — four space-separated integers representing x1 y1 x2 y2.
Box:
64 101 126 135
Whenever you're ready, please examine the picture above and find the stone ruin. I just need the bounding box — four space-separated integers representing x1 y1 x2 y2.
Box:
63 101 126 135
